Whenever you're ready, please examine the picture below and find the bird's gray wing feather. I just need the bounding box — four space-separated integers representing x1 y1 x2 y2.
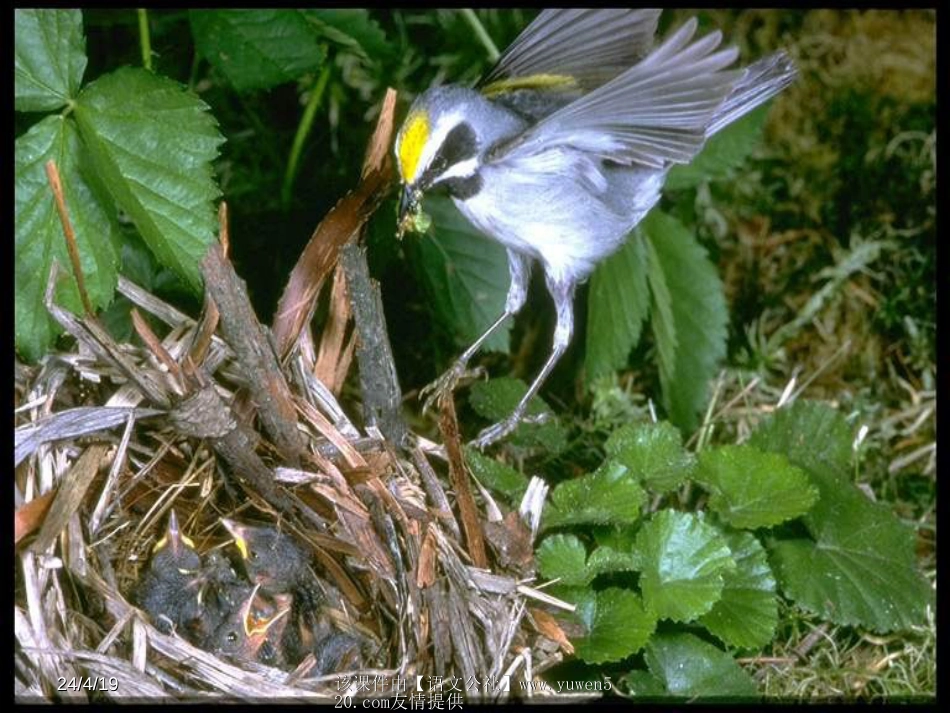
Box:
706 51 797 137
491 18 748 169
478 9 662 91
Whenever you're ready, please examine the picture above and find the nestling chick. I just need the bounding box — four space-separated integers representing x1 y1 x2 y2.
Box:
134 510 206 638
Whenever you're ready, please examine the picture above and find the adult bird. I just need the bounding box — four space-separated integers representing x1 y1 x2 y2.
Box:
394 9 796 447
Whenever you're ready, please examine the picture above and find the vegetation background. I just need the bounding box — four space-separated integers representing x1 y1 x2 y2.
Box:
15 8 935 700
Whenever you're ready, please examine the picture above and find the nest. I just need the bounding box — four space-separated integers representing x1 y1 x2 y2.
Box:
14 89 572 702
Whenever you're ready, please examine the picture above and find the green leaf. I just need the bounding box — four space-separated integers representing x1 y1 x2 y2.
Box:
15 116 119 361
644 211 728 431
468 378 566 452
769 477 932 632
537 534 641 588
636 510 735 622
585 230 649 380
413 196 511 353
573 588 657 664
15 9 87 112
645 632 758 699
697 445 818 529
699 531 778 650
303 9 391 63
586 544 642 577
72 68 225 292
536 534 590 587
605 420 695 493
665 105 770 190
544 461 646 529
752 402 931 631
464 447 529 502
619 670 669 698
644 235 677 393
189 10 326 92
749 400 854 480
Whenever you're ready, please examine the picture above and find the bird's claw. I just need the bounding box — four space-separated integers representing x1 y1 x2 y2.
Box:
471 409 526 450
471 408 551 449
521 411 551 426
420 363 486 415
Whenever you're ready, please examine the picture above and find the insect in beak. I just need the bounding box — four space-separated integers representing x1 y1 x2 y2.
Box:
396 186 428 239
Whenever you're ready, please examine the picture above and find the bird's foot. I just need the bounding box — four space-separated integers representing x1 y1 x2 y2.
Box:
472 409 551 450
420 362 485 415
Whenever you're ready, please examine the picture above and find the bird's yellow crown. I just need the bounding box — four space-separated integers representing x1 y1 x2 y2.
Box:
397 111 430 185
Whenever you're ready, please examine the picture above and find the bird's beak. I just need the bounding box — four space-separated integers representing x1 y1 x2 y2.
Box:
220 518 249 561
399 186 418 220
397 185 421 235
155 509 194 556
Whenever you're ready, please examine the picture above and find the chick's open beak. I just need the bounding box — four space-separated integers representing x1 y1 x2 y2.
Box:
220 518 249 561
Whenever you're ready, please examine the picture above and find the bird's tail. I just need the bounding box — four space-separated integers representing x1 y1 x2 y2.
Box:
707 51 797 137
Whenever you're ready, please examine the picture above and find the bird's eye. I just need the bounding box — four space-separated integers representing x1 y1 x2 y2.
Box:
249 551 259 561
226 631 238 643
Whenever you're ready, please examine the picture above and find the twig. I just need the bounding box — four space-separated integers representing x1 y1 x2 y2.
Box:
201 243 307 466
340 243 407 446
439 397 488 569
44 160 94 315
271 89 397 360
338 88 407 445
461 9 500 61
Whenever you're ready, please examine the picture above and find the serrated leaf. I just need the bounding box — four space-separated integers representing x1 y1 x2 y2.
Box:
768 476 932 632
537 534 641 588
544 461 646 529
644 211 728 431
536 534 590 587
753 403 931 631
636 510 735 622
585 230 649 380
73 68 225 292
15 9 87 112
413 196 510 353
645 632 758 699
586 545 642 577
605 420 695 493
468 378 566 452
189 10 326 92
749 400 854 480
697 445 818 529
699 531 777 649
15 116 119 361
665 105 770 190
464 447 529 502
645 235 677 391
303 9 391 63
573 588 657 664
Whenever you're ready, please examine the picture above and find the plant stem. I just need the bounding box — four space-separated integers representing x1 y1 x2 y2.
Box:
137 9 152 71
461 9 499 62
281 64 332 209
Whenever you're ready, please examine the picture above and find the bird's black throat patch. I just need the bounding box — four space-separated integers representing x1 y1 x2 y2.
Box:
442 172 483 200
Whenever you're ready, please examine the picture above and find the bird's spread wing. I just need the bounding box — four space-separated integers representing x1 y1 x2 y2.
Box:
478 9 661 95
489 18 745 170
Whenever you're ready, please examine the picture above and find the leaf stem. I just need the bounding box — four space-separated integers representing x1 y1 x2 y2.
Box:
461 9 499 62
281 63 332 209
137 9 152 71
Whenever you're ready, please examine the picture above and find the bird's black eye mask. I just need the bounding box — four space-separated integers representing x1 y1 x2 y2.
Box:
417 122 479 191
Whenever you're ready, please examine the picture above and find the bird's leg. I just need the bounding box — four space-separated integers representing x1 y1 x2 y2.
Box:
473 274 575 449
421 250 532 413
